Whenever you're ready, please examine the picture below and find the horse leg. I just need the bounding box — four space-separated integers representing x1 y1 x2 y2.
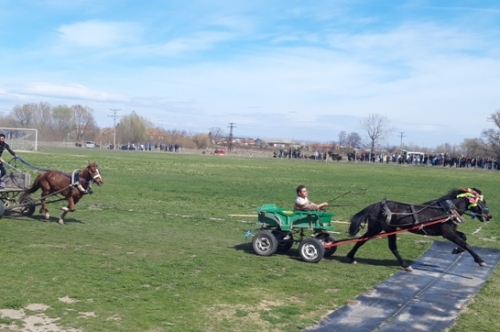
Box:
59 197 76 225
346 227 382 264
443 228 485 266
451 231 467 254
388 234 412 272
59 210 68 225
39 185 51 220
39 198 50 220
346 238 368 264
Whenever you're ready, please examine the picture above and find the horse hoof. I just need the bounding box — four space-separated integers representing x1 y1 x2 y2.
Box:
45 213 50 220
404 266 413 272
479 262 487 267
58 219 65 225
350 260 357 265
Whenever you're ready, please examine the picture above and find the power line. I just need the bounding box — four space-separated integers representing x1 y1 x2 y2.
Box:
109 109 121 150
228 123 236 151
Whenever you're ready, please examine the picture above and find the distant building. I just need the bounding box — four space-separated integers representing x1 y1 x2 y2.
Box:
255 138 301 148
147 127 168 142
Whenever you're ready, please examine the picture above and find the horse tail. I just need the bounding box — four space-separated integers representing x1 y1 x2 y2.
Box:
19 173 42 201
349 203 376 236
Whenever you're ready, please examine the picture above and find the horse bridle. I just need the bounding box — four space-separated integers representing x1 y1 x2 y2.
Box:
457 188 489 220
87 165 102 182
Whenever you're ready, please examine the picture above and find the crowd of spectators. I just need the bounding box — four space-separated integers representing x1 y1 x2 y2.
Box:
273 149 500 170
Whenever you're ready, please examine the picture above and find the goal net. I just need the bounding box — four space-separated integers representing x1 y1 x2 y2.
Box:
0 127 38 151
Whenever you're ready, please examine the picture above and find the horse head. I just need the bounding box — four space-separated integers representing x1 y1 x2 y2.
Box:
455 187 492 222
86 162 103 186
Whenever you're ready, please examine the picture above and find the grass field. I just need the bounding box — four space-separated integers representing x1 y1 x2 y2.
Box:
1 148 499 332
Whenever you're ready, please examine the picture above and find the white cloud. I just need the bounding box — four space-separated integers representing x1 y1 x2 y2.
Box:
57 20 143 48
2 2 500 146
13 83 125 102
160 31 235 56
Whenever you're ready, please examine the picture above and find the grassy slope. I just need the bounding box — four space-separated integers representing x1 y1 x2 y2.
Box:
0 148 499 331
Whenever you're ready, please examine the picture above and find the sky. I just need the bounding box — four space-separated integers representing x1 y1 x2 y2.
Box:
1 0 500 148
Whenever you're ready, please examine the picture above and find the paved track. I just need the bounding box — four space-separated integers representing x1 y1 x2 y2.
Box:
305 241 500 332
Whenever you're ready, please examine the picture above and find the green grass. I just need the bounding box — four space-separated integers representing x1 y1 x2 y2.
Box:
1 148 500 331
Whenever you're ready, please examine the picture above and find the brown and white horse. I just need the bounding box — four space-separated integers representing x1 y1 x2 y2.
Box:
20 162 103 224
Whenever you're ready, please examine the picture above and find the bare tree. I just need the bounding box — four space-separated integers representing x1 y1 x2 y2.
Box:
460 138 489 158
116 111 151 144
338 131 347 148
72 105 99 141
192 133 211 149
346 132 362 150
481 109 500 161
10 103 38 127
209 127 225 144
7 102 53 139
52 105 75 141
360 114 393 160
38 102 53 135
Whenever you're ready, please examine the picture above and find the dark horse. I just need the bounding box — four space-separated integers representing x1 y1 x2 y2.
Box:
347 188 492 271
20 162 103 225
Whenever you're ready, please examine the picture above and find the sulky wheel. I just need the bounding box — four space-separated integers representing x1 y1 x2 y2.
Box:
298 238 325 263
20 197 36 216
272 230 294 252
252 230 278 256
315 233 337 257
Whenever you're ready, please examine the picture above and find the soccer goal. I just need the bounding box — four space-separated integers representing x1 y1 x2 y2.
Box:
0 127 38 151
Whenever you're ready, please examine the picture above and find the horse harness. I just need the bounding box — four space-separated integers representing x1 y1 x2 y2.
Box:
70 166 101 194
380 199 463 228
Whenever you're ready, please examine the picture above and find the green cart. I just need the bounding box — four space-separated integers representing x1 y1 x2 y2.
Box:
251 204 337 263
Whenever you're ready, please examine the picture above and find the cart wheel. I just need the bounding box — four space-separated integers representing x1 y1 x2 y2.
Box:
315 233 337 257
252 231 278 256
20 197 36 216
0 200 4 218
272 230 294 252
299 238 325 263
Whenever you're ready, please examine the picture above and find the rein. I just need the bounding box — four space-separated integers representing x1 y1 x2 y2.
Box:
15 156 52 172
327 191 352 203
16 156 92 181
15 156 100 188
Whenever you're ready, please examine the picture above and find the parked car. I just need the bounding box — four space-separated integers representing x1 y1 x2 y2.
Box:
86 141 96 148
212 149 226 155
120 144 136 150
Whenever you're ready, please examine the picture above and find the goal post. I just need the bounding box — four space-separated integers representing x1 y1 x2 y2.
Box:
0 127 38 151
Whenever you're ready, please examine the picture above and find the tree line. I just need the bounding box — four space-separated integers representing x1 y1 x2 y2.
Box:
332 111 500 164
1 102 500 159
0 102 214 149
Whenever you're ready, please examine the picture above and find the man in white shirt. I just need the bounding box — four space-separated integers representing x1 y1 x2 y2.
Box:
294 185 329 210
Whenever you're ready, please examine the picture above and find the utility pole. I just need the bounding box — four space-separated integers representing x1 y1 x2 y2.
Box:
109 109 121 150
399 132 405 151
228 123 236 151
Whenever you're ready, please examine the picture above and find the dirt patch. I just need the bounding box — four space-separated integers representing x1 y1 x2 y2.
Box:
0 303 83 332
78 312 96 319
106 314 121 321
59 296 79 304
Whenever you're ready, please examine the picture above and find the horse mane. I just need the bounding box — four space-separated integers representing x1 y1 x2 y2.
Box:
426 187 482 204
442 188 463 200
